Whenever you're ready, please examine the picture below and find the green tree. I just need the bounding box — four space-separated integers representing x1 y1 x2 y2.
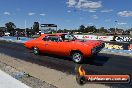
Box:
57 29 63 33
116 28 124 33
84 26 97 33
90 26 97 33
33 22 39 33
99 27 108 33
5 22 16 33
79 25 85 33
108 28 116 33
63 29 70 33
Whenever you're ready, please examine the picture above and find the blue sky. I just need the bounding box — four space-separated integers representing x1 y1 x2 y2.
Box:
0 0 132 30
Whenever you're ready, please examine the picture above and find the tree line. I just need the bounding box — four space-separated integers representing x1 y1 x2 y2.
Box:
4 22 132 35
58 25 131 35
4 22 39 36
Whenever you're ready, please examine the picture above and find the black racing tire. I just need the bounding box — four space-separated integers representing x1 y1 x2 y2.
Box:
33 47 39 55
76 75 86 85
72 52 84 63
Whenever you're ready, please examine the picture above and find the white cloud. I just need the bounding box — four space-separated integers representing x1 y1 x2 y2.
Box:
92 15 98 19
88 9 96 12
67 0 102 11
67 10 71 13
66 0 77 7
40 13 46 16
28 12 35 16
4 12 11 15
118 11 132 17
118 22 127 25
76 0 102 9
101 9 113 13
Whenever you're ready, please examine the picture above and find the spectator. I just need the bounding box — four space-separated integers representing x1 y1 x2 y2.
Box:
0 32 3 37
15 31 19 40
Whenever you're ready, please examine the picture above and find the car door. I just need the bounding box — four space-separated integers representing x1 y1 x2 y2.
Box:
44 36 60 54
36 35 57 53
44 36 69 55
51 36 72 56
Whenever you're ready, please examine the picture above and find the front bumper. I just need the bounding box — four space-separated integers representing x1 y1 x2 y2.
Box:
92 43 105 55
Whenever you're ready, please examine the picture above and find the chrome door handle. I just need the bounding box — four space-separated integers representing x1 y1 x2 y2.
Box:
45 44 48 46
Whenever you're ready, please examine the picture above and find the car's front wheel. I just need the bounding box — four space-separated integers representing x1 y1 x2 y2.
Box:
33 47 39 55
72 52 83 63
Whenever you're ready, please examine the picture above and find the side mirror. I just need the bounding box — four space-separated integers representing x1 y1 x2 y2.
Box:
42 38 46 41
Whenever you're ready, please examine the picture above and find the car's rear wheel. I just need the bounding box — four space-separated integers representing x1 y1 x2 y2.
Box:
33 47 39 55
72 52 83 63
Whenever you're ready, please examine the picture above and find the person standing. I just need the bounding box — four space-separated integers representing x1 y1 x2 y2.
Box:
15 31 19 40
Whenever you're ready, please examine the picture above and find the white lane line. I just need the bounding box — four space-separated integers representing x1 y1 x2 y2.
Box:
0 70 30 88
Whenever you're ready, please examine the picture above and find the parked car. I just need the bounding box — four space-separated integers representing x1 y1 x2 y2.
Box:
4 32 10 36
24 33 105 63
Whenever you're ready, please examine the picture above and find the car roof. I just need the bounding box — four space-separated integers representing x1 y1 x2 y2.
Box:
39 33 68 39
41 33 68 36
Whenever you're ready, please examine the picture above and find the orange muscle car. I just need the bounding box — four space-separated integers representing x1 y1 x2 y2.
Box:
24 34 105 63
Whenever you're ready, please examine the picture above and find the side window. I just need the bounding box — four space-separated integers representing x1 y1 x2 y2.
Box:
50 36 59 42
43 36 60 42
43 36 50 41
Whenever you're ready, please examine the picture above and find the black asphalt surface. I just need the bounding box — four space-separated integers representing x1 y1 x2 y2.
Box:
0 40 132 88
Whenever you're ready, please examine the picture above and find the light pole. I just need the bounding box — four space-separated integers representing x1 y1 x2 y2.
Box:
25 20 27 37
115 20 117 34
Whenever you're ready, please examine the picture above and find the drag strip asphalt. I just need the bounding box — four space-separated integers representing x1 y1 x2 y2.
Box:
0 40 132 74
0 40 132 88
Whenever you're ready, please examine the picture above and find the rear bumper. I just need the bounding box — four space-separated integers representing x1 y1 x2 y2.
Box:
24 43 32 49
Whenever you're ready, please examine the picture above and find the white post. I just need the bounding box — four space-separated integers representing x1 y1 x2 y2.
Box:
115 21 117 34
25 20 27 37
115 25 116 34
